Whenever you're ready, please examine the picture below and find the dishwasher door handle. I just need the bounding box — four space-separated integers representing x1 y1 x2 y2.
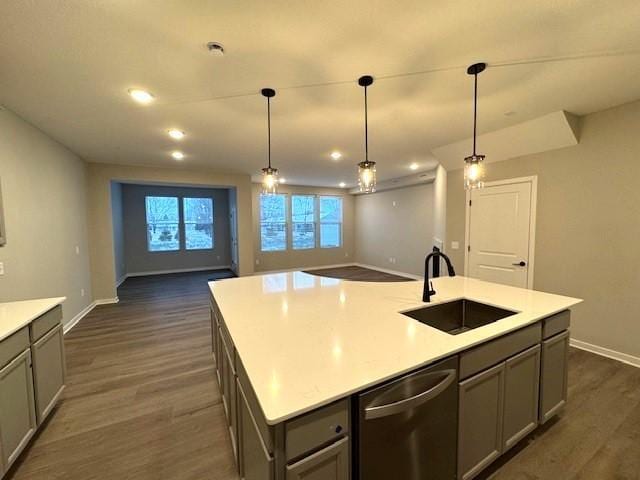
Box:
364 369 456 420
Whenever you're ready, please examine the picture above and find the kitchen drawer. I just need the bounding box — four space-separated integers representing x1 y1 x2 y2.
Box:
541 310 570 339
460 323 541 380
30 305 62 342
286 436 349 480
285 399 349 461
0 328 30 369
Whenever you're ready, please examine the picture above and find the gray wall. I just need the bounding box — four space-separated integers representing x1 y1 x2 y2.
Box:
121 184 231 275
110 182 125 283
446 99 640 361
0 108 92 328
355 183 435 277
252 183 355 272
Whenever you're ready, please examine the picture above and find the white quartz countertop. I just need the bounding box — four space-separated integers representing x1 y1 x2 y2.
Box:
209 272 582 425
0 297 66 342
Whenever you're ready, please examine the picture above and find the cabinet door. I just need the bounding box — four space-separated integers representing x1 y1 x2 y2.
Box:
502 345 540 452
0 349 37 470
458 362 505 480
238 383 273 480
285 436 349 480
215 324 222 387
31 323 66 424
539 330 569 424
210 307 217 358
222 336 238 461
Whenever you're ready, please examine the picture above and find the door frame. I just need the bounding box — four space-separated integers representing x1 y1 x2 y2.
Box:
464 176 538 289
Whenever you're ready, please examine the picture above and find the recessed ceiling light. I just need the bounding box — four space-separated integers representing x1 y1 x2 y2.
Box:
206 42 225 56
504 111 517 117
330 151 342 160
279 178 286 183
167 129 185 140
410 162 419 170
171 151 185 160
128 89 154 104
339 182 346 188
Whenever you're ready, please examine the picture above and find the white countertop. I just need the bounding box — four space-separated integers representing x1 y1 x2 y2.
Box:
209 273 582 425
0 297 66 342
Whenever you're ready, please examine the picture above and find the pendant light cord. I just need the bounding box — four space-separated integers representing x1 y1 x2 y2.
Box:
472 72 478 156
364 85 369 163
267 96 272 169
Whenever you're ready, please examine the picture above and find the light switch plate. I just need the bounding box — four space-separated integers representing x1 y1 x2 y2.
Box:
0 262 4 275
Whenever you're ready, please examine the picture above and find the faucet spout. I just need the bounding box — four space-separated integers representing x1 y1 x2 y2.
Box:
423 252 456 303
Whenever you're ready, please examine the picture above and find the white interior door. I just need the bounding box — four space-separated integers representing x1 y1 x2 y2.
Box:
466 179 535 288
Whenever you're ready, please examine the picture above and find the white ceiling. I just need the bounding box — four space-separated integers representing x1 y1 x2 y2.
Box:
1 0 640 187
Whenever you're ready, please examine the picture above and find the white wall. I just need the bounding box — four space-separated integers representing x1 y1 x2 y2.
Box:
355 183 435 277
447 99 640 363
0 108 92 328
110 181 125 284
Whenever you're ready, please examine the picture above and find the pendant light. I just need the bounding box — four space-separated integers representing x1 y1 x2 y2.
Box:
464 62 487 190
261 88 279 194
357 75 376 193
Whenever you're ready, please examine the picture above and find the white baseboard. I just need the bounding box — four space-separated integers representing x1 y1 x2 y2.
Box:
63 301 96 334
570 338 640 368
124 266 232 278
354 263 422 280
64 297 119 335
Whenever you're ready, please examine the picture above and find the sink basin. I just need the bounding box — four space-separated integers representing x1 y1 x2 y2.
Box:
401 299 517 335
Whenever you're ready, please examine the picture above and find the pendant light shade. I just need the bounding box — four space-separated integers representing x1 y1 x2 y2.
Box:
261 88 279 194
464 63 487 190
357 75 376 193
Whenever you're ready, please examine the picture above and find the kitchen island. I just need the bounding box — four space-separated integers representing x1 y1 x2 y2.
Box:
209 272 581 480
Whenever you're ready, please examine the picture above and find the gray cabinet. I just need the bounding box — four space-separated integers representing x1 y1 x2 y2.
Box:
238 382 274 480
539 330 569 424
502 345 540 452
221 334 238 458
31 323 66 424
458 362 505 480
285 436 349 480
0 349 37 471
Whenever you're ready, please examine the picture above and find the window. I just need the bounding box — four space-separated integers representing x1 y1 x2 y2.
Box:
145 196 180 252
184 197 214 250
320 196 343 248
260 194 287 251
291 195 316 249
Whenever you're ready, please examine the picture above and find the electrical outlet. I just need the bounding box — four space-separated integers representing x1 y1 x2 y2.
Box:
81 288 85 297
0 262 4 275
255 259 260 265
345 252 349 257
451 241 460 250
75 245 80 255
216 255 221 260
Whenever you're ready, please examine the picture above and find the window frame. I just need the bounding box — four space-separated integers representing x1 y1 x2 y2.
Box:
319 195 343 249
259 193 289 252
145 195 181 253
183 197 215 251
291 194 317 250
258 193 344 252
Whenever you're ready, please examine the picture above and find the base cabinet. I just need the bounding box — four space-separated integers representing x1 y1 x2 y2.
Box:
31 324 66 424
239 383 274 480
458 362 505 480
285 437 349 480
0 349 37 472
502 345 541 451
539 331 569 424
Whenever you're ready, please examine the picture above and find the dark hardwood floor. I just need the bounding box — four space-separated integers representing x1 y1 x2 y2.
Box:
304 265 413 282
7 269 640 479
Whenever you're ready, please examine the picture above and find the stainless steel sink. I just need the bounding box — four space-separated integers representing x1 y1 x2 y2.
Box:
401 299 517 335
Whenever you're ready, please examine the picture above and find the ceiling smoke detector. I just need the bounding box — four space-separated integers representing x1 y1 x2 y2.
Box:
206 42 225 56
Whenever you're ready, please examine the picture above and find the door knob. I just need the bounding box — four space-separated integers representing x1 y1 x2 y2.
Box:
512 261 526 267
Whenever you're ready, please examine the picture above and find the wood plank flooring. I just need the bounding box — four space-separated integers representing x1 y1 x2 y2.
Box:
6 269 640 480
304 265 412 282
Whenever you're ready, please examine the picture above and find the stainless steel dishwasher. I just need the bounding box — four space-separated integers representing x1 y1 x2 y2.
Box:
356 356 458 479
